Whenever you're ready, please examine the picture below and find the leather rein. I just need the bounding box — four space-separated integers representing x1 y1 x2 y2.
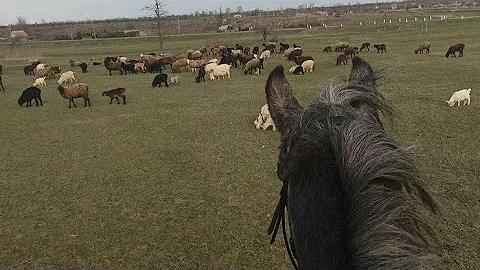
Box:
267 133 300 270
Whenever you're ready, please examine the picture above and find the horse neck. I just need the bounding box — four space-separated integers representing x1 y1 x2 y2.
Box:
287 153 350 269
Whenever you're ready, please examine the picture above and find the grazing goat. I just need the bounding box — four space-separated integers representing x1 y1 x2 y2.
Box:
152 73 169 87
58 83 90 108
445 43 465 58
415 41 431 54
446 88 471 106
374 44 387 53
18 86 43 107
360 42 370 51
102 87 126 104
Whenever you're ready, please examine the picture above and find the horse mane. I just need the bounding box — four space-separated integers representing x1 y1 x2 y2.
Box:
266 56 439 270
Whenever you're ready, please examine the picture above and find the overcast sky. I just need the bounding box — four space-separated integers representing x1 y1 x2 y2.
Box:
0 0 384 26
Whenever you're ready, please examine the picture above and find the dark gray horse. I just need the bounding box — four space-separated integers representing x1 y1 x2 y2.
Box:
266 56 439 270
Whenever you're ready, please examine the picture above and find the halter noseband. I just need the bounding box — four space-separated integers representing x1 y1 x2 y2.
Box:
268 134 299 270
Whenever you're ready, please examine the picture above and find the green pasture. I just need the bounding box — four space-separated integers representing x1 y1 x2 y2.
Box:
0 18 479 268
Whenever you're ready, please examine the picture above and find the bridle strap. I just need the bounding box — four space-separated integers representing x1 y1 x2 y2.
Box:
268 185 299 270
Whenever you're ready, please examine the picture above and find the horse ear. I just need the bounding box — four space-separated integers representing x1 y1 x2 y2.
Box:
265 66 302 135
349 56 377 89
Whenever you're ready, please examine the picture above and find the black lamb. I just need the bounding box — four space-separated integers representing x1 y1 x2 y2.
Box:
152 73 168 87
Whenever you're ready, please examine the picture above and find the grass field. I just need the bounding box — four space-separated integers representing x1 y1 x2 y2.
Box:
0 17 479 268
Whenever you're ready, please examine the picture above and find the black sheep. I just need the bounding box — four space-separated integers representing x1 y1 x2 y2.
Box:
18 86 43 107
196 66 206 83
373 44 387 53
122 62 136 74
252 46 259 55
152 73 168 87
293 66 304 75
93 62 102 66
79 62 88 73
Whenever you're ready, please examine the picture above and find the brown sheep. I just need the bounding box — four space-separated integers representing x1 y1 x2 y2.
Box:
334 42 350 52
360 43 370 52
445 43 464 57
189 60 206 72
344 46 359 58
102 87 126 104
244 58 262 75
104 57 123 76
415 41 431 54
57 83 90 108
172 59 190 73
373 44 387 53
336 54 348 65
188 50 202 60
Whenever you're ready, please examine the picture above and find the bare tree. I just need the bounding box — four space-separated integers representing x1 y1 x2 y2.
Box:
143 0 167 37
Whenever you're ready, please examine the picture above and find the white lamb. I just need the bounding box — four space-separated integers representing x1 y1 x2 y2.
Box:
446 88 471 106
57 71 76 85
210 64 231 80
33 77 47 87
253 104 276 131
170 75 179 84
302 60 314 73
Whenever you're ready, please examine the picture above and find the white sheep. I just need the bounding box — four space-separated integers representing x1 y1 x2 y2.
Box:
57 71 76 85
301 60 315 73
35 63 46 74
446 88 471 106
204 62 218 76
209 64 231 80
254 104 276 131
33 77 47 87
208 59 219 64
259 50 271 59
119 56 128 64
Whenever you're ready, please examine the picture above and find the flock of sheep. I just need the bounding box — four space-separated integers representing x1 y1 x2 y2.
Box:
0 38 471 112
